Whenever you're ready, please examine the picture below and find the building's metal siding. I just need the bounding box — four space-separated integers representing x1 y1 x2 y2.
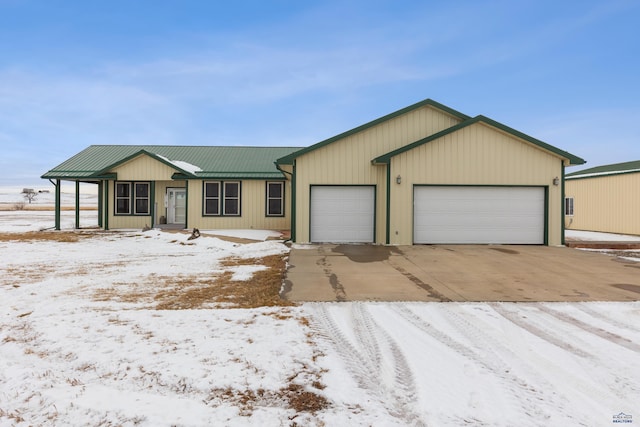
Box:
294 106 463 243
565 173 640 235
187 180 291 231
388 122 563 245
112 155 178 181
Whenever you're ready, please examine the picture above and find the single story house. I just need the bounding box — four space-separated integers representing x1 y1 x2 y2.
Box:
43 98 585 245
565 160 640 236
41 146 301 232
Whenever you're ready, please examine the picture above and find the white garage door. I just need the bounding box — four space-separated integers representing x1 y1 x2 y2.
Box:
310 186 375 243
414 186 545 244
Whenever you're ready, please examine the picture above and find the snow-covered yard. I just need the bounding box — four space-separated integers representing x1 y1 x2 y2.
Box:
1 205 639 426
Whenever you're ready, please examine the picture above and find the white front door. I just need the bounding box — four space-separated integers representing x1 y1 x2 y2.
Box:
167 188 186 224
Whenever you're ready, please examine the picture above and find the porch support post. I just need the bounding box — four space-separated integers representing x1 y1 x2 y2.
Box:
184 180 189 229
75 180 80 229
54 179 61 230
290 160 296 242
150 181 156 227
98 181 103 228
104 181 109 230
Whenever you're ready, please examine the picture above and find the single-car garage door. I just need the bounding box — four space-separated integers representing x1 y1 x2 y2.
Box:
414 186 545 244
310 186 375 243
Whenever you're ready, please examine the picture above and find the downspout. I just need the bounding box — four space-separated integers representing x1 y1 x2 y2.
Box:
275 162 295 242
75 180 80 229
49 179 61 230
561 160 566 246
385 163 391 245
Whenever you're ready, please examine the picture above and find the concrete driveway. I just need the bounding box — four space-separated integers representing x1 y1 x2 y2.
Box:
281 244 640 302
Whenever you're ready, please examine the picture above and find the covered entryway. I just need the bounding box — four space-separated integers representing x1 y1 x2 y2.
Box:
310 185 375 243
413 186 545 244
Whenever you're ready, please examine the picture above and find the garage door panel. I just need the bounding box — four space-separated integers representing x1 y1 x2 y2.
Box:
414 186 544 244
311 186 375 243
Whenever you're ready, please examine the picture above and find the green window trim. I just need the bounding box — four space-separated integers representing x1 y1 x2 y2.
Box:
266 181 285 217
203 181 242 216
114 181 151 216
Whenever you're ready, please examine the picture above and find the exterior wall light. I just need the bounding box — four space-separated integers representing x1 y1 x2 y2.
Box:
396 175 402 184
553 177 560 186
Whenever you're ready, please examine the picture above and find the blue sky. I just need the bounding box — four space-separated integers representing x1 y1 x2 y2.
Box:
1 0 639 187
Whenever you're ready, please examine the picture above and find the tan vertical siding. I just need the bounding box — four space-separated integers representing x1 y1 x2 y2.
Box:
104 154 290 231
112 154 178 180
388 122 564 245
105 155 182 229
188 180 291 231
565 173 640 235
294 106 463 242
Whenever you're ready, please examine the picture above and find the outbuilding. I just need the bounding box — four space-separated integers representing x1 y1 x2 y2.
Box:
565 160 640 236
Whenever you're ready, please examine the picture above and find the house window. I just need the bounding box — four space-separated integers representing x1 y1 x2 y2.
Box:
203 181 241 216
565 197 574 216
224 182 241 216
115 182 150 215
134 183 150 214
115 182 131 214
266 182 284 216
204 182 220 215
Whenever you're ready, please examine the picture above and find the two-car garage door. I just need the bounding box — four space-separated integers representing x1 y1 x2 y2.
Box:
414 186 545 244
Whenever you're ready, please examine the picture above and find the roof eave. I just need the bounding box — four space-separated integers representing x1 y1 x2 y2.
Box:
276 98 470 165
372 115 586 166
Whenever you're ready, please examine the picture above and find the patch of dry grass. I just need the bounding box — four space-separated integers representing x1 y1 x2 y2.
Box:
0 231 100 242
206 381 329 417
92 254 295 309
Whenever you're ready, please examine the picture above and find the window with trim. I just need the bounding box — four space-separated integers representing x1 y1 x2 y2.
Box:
266 181 284 216
204 182 220 215
565 197 574 216
115 182 150 215
203 181 241 216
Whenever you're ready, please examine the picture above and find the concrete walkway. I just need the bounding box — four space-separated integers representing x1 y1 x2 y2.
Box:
281 244 640 302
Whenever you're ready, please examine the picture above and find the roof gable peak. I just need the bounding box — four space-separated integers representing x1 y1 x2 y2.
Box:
276 98 469 165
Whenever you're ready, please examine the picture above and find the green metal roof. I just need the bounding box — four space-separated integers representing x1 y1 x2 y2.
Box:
372 115 585 166
566 160 640 180
276 98 470 165
42 145 302 180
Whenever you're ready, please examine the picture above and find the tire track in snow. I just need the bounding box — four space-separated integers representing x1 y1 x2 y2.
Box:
536 304 640 353
489 303 632 402
350 303 382 373
575 303 640 335
307 303 424 426
392 304 578 423
489 303 593 359
351 304 418 413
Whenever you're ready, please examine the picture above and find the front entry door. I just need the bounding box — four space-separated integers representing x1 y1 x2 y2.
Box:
167 188 186 224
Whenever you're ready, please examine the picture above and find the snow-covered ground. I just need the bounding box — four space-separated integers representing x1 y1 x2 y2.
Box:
566 229 640 241
0 186 97 208
1 210 639 426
